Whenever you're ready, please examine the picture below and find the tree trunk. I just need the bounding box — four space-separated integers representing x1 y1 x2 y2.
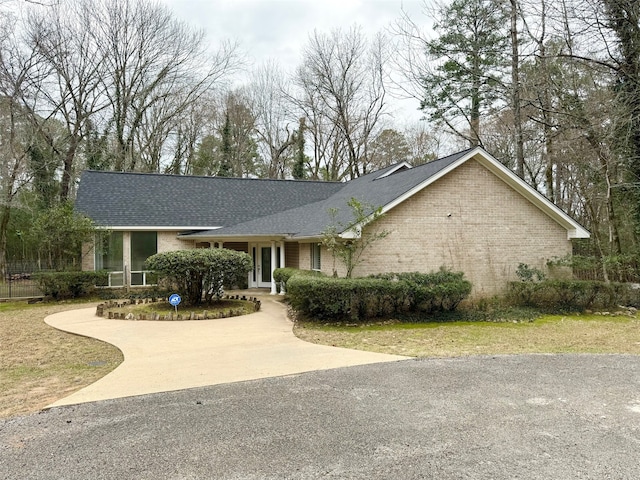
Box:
0 204 10 280
60 135 79 202
510 0 525 178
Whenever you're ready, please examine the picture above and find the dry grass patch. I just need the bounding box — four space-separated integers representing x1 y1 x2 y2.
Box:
0 302 123 419
293 314 640 357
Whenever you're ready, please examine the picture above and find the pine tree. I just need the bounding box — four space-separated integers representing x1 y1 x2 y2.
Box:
421 0 509 147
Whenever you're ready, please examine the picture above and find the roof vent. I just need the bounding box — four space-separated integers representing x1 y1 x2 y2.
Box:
375 162 412 180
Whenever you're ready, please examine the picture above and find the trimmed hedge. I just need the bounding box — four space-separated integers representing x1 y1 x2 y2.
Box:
273 267 324 286
145 248 252 306
287 269 472 322
506 279 636 312
34 270 109 299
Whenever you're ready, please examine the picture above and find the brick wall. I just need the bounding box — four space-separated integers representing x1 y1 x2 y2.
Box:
81 242 95 271
158 231 194 252
321 159 572 296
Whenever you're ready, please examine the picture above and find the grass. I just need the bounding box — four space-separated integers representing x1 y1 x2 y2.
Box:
293 313 640 357
0 298 258 419
4 298 640 420
0 301 123 419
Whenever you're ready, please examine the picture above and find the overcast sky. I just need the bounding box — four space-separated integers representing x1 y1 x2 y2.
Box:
161 0 430 123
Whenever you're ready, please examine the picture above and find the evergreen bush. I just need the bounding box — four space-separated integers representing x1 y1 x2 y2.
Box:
34 270 109 299
145 249 252 306
506 279 633 312
287 268 472 322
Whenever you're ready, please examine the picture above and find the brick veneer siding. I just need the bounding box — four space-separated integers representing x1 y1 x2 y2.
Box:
328 159 572 296
158 231 194 252
81 242 95 271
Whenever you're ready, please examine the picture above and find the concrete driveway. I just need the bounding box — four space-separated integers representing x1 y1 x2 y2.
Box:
45 295 407 407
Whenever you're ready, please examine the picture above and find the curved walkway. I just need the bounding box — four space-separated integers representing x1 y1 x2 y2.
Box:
45 295 408 408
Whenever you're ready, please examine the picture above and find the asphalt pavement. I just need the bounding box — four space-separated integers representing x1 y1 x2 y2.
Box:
2 354 639 479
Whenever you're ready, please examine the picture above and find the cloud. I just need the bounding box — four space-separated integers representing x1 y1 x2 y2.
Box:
164 0 422 68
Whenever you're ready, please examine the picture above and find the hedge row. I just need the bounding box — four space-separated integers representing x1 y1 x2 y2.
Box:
34 271 109 299
506 280 638 312
273 267 324 287
286 269 472 322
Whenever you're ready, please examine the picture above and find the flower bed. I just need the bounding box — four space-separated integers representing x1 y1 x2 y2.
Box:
96 295 261 321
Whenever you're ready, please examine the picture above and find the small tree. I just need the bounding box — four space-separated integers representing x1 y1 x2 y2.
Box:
145 248 252 306
321 198 389 278
26 202 96 270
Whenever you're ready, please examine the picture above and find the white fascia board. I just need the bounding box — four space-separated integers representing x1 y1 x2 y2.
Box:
95 226 223 231
378 147 590 240
182 232 290 241
379 149 478 216
472 151 591 239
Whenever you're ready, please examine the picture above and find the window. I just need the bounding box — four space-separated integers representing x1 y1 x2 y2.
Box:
95 232 124 286
131 232 157 286
310 243 321 271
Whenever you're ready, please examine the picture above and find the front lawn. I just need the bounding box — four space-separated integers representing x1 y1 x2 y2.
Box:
0 302 123 419
293 314 640 357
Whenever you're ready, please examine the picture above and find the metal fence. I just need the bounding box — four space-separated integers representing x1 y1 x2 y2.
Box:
0 263 43 299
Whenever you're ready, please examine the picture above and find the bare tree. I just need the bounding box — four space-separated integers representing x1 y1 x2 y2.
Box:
248 62 297 179
90 0 239 172
0 13 42 276
509 0 526 176
293 27 389 180
24 0 107 201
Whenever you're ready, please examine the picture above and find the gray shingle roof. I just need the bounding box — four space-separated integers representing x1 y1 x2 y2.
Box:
76 147 590 241
75 171 343 228
185 148 474 238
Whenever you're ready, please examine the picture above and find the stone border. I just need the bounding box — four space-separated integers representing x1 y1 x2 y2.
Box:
96 295 261 321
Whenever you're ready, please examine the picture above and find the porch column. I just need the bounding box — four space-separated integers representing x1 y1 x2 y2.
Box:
270 240 277 294
218 242 224 249
279 241 286 295
123 231 131 289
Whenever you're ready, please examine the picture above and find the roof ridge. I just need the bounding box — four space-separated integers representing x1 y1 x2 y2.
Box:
81 169 342 185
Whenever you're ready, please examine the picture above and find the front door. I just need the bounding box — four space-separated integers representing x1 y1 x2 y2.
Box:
258 245 272 288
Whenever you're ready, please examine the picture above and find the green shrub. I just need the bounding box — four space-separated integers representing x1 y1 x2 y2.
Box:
506 279 633 312
287 269 472 322
273 268 324 288
145 248 252 306
370 269 472 312
34 270 109 299
515 263 546 282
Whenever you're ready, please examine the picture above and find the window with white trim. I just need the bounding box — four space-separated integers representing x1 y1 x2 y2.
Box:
310 243 321 271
